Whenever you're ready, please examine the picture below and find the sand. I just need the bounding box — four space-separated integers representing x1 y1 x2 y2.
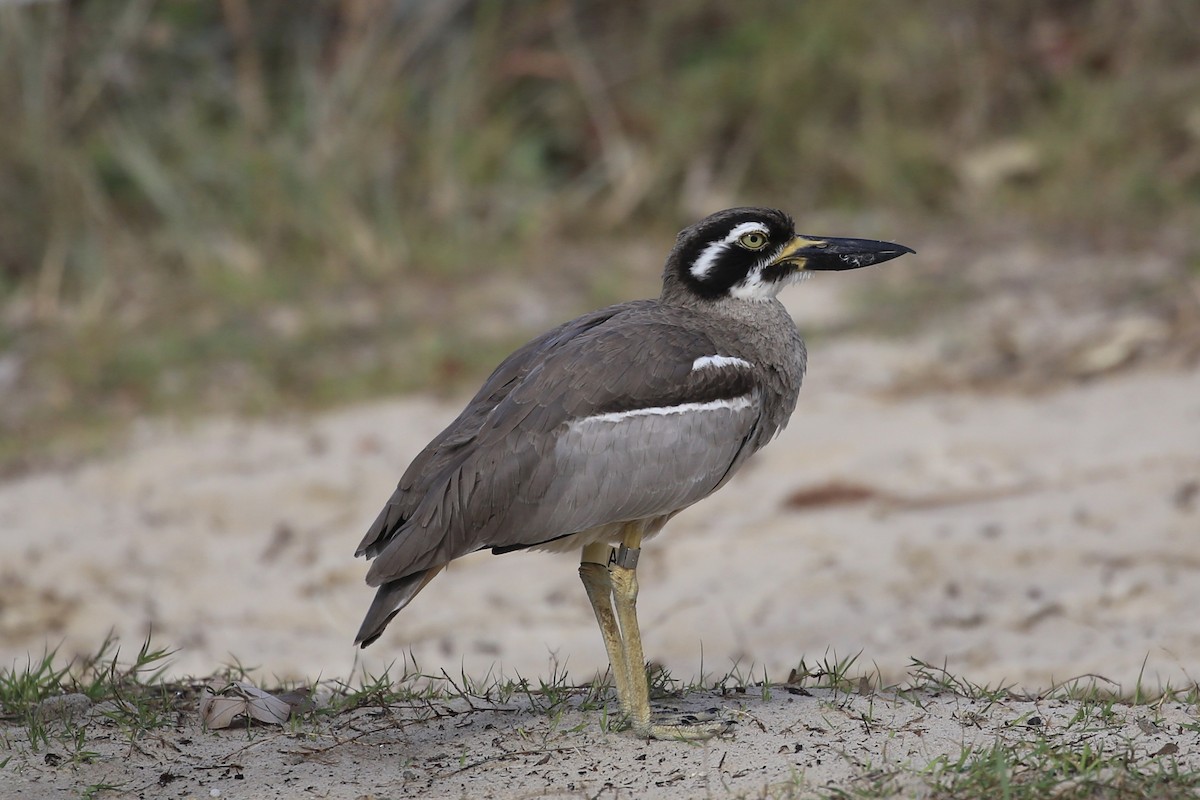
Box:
3 279 1199 797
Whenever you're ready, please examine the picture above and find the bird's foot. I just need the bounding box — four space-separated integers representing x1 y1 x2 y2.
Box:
632 710 734 741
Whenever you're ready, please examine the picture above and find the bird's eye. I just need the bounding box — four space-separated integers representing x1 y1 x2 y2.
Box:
738 231 768 250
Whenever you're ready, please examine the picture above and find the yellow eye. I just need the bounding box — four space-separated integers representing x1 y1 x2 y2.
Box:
738 231 768 250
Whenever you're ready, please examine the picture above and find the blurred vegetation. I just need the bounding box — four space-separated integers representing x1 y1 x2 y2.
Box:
1 0 1198 469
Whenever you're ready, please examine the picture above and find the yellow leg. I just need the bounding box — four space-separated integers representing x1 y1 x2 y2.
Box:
579 543 632 718
608 545 652 734
607 524 731 741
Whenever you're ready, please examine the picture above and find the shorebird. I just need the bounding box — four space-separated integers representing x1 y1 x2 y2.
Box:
354 207 913 738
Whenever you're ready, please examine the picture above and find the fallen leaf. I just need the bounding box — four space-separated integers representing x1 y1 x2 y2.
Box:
199 695 248 730
199 681 292 729
783 481 880 510
240 684 292 725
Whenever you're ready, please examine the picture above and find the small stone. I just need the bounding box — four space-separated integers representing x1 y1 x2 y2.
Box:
35 694 93 726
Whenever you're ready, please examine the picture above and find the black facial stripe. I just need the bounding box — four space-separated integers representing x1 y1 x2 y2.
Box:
758 259 800 285
686 245 764 298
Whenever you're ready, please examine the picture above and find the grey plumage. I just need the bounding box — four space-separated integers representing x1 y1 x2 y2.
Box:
354 207 913 653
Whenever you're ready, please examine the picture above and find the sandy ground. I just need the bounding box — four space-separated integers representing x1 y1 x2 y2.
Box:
2 275 1200 796
7 682 1200 799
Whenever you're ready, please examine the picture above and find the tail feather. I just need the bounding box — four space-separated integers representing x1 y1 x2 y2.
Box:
354 567 444 648
355 499 406 559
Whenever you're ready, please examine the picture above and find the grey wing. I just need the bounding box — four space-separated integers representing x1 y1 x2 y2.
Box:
355 300 656 560
362 315 767 585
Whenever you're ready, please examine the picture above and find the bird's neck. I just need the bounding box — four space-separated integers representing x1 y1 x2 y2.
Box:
660 280 787 323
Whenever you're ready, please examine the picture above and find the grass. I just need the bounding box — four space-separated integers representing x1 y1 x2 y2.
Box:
808 655 1200 800
0 633 179 772
2 636 1198 797
913 737 1200 800
0 633 174 723
1 1 1198 473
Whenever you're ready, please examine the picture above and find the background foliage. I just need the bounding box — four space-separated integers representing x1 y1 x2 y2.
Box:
1 0 1197 466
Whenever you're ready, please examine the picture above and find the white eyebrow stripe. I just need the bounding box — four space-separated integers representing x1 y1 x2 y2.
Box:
689 222 770 279
573 395 753 426
691 355 753 371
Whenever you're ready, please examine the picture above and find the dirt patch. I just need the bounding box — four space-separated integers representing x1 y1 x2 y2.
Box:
6 681 1199 799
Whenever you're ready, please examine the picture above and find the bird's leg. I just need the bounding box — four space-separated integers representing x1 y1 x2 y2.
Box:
579 543 632 719
607 529 652 736
609 523 731 741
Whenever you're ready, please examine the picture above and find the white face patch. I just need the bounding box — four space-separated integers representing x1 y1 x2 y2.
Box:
573 395 753 427
691 355 753 371
688 222 771 280
729 266 811 302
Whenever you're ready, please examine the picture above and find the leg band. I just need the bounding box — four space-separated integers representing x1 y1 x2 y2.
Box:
612 544 640 570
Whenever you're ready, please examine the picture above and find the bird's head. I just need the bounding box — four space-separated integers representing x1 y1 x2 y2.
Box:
663 207 914 303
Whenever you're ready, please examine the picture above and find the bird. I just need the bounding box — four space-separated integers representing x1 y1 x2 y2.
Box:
353 207 913 739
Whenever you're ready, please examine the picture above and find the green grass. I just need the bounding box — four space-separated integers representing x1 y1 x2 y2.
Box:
1 1 1198 472
0 633 174 721
0 633 177 765
915 734 1200 800
744 652 1200 799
